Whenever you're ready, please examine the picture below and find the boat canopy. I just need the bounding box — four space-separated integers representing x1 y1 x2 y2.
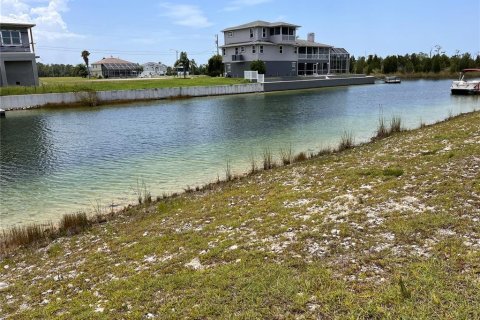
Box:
462 68 480 73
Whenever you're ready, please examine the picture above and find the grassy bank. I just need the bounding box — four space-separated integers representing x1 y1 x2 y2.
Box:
0 76 248 96
1 111 479 318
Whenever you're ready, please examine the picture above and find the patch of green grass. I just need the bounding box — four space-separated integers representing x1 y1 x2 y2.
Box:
0 76 248 96
383 167 404 177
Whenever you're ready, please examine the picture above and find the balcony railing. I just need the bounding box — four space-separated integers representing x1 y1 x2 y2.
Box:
298 53 329 60
231 54 244 61
282 35 296 42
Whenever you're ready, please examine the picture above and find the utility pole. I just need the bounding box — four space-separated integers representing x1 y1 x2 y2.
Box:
170 49 178 61
215 34 219 55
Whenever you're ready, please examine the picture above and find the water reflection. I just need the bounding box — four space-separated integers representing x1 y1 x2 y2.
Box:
1 113 55 183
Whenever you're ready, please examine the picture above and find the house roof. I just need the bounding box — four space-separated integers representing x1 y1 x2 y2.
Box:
295 39 333 48
222 20 300 32
331 48 349 54
0 16 35 28
92 57 137 65
142 62 167 67
220 39 334 49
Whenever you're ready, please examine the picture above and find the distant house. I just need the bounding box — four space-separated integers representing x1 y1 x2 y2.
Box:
0 17 39 86
140 62 168 77
90 57 141 78
220 20 350 77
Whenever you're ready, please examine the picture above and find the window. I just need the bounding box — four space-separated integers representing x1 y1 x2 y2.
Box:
226 64 231 72
294 47 297 54
235 47 239 55
249 28 254 38
1 30 22 45
262 28 266 38
279 46 283 54
252 46 256 54
222 48 226 56
292 62 296 71
259 45 264 54
240 46 245 53
227 31 234 37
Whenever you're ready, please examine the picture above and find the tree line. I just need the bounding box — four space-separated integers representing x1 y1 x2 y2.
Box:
38 49 480 78
350 50 480 75
37 52 224 78
37 63 89 77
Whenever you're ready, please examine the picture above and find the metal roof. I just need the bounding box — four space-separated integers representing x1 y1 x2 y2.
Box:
101 63 140 71
0 16 35 28
92 57 137 65
295 39 333 48
331 48 349 54
222 20 300 32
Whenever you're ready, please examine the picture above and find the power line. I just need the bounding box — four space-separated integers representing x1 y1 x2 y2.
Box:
36 46 214 56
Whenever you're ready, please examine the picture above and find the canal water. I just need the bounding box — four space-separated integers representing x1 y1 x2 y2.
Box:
1 80 478 227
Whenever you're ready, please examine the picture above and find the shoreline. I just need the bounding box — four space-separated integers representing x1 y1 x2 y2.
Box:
2 108 478 251
1 109 479 318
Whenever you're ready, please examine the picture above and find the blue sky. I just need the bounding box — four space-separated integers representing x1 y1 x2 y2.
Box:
2 0 479 66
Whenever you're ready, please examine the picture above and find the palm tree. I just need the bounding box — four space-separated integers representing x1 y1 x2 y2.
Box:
81 50 90 78
175 51 190 78
190 59 197 75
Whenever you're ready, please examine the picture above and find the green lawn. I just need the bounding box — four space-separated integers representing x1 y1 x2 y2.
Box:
0 76 247 96
1 111 479 319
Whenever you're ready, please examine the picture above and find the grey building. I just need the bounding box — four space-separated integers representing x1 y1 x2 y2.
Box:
0 17 39 86
220 20 350 78
140 62 168 77
90 57 141 78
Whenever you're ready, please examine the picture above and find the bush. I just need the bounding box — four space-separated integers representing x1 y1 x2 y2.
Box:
250 60 266 74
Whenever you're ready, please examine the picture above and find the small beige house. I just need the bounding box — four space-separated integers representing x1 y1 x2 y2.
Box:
90 57 141 78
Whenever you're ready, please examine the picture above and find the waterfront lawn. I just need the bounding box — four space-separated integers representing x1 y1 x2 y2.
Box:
1 111 479 319
0 76 248 96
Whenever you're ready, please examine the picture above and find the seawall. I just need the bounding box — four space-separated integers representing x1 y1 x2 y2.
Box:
263 75 375 92
0 84 264 110
0 76 375 110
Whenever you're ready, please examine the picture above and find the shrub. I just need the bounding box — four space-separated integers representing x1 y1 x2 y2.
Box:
250 60 266 74
59 212 90 235
293 152 308 162
338 131 354 151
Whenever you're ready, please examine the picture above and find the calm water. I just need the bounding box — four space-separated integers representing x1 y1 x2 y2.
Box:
1 79 478 227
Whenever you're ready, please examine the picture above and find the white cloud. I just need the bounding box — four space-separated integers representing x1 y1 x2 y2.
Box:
223 0 272 12
0 0 83 41
159 3 212 28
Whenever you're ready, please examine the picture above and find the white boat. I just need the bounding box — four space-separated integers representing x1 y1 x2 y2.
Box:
451 68 480 94
385 76 401 84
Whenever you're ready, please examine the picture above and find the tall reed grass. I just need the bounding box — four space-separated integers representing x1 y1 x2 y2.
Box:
373 115 403 140
1 222 54 253
338 131 354 151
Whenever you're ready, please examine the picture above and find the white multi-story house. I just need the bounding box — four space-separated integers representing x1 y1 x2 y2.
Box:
0 17 39 86
221 20 349 78
140 62 168 77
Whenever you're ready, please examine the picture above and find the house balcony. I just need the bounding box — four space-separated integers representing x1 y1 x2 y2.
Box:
298 53 329 60
231 55 244 62
282 35 296 42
